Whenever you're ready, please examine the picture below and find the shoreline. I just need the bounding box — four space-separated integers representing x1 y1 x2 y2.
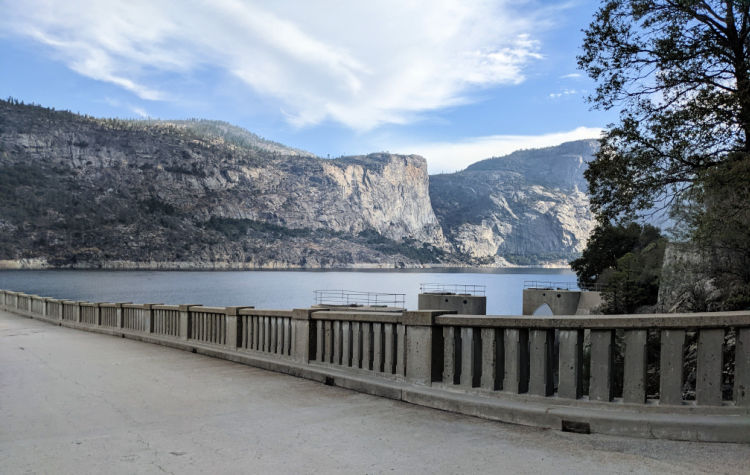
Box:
0 259 572 271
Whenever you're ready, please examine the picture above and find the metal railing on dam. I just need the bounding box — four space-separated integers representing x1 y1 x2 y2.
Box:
2 289 749 443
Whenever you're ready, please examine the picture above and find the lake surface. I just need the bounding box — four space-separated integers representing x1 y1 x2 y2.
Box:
0 268 575 315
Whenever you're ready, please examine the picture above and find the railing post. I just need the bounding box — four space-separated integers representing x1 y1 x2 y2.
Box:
115 303 124 328
224 306 253 351
143 304 155 334
94 303 101 326
75 301 82 324
481 328 503 390
659 329 686 405
291 309 316 363
623 329 647 403
178 304 191 340
403 310 451 386
589 329 615 402
696 328 724 406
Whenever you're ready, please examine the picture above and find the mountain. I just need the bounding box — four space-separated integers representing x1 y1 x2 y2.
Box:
0 100 448 269
137 119 315 157
429 140 598 265
0 99 598 269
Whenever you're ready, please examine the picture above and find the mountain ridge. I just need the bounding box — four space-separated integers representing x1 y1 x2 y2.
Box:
0 99 596 268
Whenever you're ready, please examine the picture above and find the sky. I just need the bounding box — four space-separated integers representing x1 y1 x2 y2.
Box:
0 0 616 173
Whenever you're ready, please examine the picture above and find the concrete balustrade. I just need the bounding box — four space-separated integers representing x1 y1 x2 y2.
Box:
237 309 292 356
430 313 750 409
310 311 405 377
1 288 749 443
153 305 181 337
99 303 120 327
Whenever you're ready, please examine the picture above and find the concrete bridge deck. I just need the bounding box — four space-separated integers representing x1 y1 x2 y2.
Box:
1 310 748 474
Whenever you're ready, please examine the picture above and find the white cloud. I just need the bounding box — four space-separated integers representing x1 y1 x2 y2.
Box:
549 88 578 99
101 97 149 118
396 127 603 173
560 73 582 79
1 0 548 130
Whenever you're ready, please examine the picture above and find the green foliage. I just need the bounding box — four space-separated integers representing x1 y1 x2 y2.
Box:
579 1 750 221
672 156 750 310
579 1 750 310
357 229 447 263
571 222 666 313
571 222 661 287
600 238 667 313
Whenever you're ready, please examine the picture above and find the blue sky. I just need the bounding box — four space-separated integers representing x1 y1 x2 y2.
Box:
0 0 616 173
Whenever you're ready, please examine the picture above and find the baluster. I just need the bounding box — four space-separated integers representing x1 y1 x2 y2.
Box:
241 316 248 349
481 328 502 390
267 317 273 352
529 329 554 396
324 321 333 363
460 327 480 388
443 326 457 385
373 322 383 372
252 316 259 350
342 321 351 367
696 328 724 405
333 321 341 364
396 323 406 376
589 329 615 402
623 329 647 403
268 317 279 353
659 329 686 405
352 322 361 368
316 320 324 362
558 329 583 399
503 329 529 394
284 318 291 356
384 323 395 374
362 323 372 370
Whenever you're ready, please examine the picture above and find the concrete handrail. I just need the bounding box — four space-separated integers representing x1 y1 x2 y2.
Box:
1 288 748 443
434 312 750 409
436 312 750 328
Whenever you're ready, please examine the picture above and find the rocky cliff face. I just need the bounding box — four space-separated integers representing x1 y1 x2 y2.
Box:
0 100 597 269
429 140 597 265
0 100 447 268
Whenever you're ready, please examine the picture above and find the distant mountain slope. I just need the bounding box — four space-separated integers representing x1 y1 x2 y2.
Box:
141 119 315 157
429 140 598 265
0 100 448 269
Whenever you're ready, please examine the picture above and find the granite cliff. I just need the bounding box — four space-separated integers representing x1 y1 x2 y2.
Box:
0 100 448 268
0 99 597 268
429 140 597 265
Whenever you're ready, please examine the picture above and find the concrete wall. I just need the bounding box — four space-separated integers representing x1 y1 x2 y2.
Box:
2 288 749 444
418 293 486 315
522 289 602 315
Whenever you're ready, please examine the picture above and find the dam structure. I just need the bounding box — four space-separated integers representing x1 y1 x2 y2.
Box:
1 288 749 444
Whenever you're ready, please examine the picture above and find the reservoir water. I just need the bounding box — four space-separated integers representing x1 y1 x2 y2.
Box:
0 268 575 315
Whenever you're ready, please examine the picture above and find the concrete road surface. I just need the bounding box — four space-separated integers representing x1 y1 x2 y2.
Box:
1 310 748 474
